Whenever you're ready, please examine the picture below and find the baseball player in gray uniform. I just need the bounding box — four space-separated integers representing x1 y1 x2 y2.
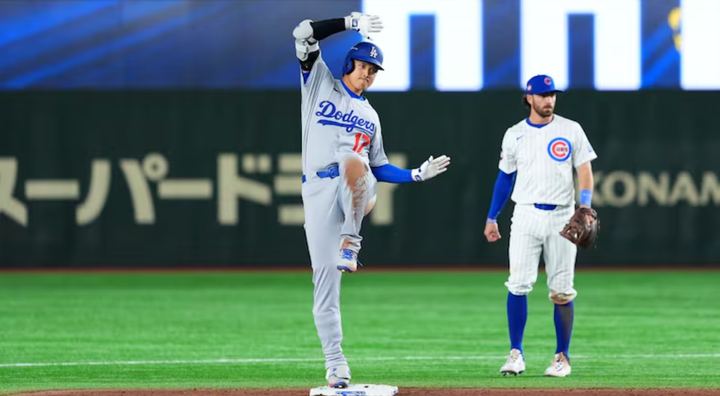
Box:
293 11 451 388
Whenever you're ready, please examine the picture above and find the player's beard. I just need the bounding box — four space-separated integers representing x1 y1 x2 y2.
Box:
533 101 554 117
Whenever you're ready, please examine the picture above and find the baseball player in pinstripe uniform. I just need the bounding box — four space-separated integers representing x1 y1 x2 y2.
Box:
484 75 597 378
293 11 451 388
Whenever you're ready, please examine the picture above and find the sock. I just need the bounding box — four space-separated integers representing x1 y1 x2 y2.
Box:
507 292 528 353
554 301 575 359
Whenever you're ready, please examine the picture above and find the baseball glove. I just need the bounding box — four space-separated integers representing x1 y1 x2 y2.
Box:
560 207 599 249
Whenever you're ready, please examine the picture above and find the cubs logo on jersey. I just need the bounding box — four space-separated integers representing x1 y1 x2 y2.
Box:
547 137 572 162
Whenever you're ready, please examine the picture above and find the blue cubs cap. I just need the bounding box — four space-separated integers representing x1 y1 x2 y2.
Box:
525 74 563 95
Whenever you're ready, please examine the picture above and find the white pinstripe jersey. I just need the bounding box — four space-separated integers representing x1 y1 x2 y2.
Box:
498 114 597 206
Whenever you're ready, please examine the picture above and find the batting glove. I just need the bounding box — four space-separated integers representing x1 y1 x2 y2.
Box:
345 12 384 39
411 155 451 182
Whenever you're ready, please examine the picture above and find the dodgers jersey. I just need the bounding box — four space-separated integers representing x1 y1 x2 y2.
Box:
300 53 389 177
498 114 597 206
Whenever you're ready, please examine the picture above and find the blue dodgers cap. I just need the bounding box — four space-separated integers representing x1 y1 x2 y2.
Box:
525 75 563 95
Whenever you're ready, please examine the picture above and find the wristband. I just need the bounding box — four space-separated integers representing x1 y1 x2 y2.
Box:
579 189 592 207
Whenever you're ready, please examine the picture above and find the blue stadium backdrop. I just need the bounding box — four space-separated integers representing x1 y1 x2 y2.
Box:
1 0 719 91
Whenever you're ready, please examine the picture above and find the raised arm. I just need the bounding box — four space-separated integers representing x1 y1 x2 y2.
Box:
293 13 384 73
293 18 343 72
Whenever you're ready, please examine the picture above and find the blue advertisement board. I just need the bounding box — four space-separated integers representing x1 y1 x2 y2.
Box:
1 0 717 91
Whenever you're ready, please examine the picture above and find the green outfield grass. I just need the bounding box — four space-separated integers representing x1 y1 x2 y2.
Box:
0 270 718 395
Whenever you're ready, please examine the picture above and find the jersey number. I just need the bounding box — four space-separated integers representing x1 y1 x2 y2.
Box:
352 133 371 153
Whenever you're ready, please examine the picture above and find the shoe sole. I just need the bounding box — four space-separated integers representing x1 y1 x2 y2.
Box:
337 265 356 273
330 381 349 388
544 372 570 377
501 370 524 376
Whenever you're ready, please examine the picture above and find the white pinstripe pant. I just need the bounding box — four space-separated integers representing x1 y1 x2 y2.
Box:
505 204 578 301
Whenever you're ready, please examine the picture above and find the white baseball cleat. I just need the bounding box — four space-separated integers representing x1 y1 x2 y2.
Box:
326 364 352 388
337 249 360 273
544 352 572 377
500 348 525 376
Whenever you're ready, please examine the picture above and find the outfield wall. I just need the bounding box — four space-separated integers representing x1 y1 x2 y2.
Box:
1 90 719 268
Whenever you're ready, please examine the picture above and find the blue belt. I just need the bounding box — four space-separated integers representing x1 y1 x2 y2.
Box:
534 203 557 210
302 165 340 183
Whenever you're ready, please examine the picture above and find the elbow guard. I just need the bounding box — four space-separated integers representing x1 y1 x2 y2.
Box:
293 19 318 61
